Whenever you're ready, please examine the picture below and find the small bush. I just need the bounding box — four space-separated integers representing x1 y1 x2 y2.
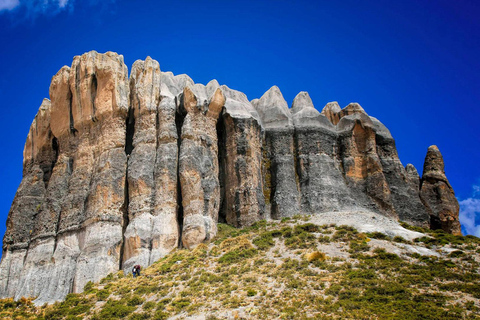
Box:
246 288 257 296
83 281 94 293
99 299 136 319
294 223 320 234
393 236 410 244
129 312 151 320
153 310 169 320
448 250 465 258
143 301 155 311
171 298 190 311
305 251 326 262
127 295 145 307
219 247 257 264
367 232 388 240
95 289 110 301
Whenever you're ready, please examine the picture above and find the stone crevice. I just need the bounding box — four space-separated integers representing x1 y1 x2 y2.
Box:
174 108 185 248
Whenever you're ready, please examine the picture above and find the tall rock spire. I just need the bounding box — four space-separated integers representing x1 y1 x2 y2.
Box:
420 145 461 235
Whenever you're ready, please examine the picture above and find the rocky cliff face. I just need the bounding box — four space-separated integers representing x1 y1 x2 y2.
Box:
0 51 461 304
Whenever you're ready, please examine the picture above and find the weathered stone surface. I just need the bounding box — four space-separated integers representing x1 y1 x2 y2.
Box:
0 51 461 304
122 57 179 271
420 145 461 235
254 86 292 129
371 117 430 227
292 93 356 213
405 164 421 191
219 86 265 226
1 51 129 304
337 111 396 217
256 86 300 219
178 86 224 248
321 101 341 125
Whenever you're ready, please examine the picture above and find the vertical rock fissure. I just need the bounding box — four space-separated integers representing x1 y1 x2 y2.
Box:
262 136 273 209
90 74 98 122
292 129 308 213
119 107 135 269
125 107 135 156
175 110 185 248
292 129 302 198
216 114 227 223
67 89 77 136
149 102 160 257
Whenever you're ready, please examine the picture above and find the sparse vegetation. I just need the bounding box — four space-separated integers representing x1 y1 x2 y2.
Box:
1 219 479 319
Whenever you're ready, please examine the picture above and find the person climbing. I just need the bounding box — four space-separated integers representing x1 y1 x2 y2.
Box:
132 265 137 278
135 264 141 277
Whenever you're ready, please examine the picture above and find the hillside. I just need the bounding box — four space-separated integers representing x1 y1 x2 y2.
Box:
1 216 479 320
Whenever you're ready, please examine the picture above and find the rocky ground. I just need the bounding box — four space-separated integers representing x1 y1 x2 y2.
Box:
1 213 479 319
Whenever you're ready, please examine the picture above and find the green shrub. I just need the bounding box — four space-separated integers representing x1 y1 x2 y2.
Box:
143 301 155 311
99 299 136 319
349 241 370 253
129 312 151 320
153 309 169 320
95 289 110 301
393 236 410 244
219 247 257 264
253 231 275 250
127 295 145 307
448 250 465 258
281 227 293 238
246 288 257 296
83 281 94 293
367 231 388 240
294 223 320 234
171 298 190 311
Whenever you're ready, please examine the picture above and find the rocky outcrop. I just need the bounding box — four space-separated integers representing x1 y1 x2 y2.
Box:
219 85 265 227
420 145 461 235
371 117 430 227
0 51 461 304
292 93 355 213
122 58 179 271
178 84 224 249
255 86 300 219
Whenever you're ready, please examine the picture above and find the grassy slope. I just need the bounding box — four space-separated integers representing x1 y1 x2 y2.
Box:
1 215 480 320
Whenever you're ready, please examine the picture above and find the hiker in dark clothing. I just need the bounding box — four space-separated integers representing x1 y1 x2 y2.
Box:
132 265 137 278
135 265 141 277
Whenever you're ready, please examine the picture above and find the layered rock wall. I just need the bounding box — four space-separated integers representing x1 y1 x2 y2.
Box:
0 51 461 304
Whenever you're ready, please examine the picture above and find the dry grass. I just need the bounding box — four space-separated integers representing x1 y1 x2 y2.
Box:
1 218 479 320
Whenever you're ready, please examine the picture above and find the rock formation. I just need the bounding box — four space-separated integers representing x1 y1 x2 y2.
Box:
0 51 460 304
420 145 461 235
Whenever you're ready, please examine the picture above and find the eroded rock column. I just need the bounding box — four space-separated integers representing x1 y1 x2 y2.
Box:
254 86 300 219
420 145 461 235
122 57 180 269
293 94 355 213
179 86 225 248
336 105 395 217
220 85 265 226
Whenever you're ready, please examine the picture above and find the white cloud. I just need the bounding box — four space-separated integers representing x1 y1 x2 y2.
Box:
459 185 480 237
0 0 71 15
58 0 68 8
0 0 20 11
0 0 115 18
474 185 480 196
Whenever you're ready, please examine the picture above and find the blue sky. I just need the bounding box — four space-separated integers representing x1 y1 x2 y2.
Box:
0 0 479 246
